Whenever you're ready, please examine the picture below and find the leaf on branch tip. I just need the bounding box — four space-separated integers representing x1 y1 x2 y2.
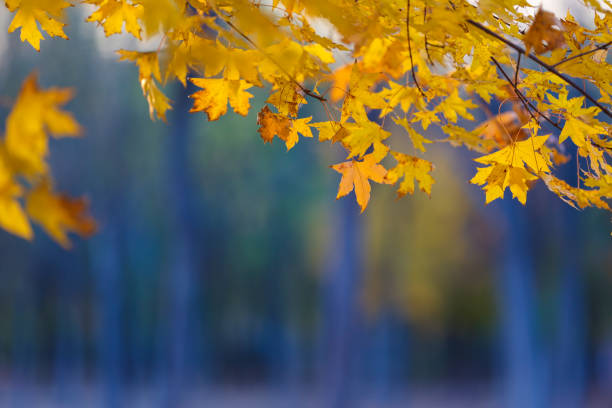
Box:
332 154 390 212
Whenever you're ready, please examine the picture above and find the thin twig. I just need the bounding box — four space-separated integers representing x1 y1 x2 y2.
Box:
553 41 612 67
407 0 426 97
513 53 521 87
223 18 326 102
491 57 562 131
424 1 434 65
467 19 612 119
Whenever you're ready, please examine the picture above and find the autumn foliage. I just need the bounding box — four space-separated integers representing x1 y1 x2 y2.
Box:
2 0 612 246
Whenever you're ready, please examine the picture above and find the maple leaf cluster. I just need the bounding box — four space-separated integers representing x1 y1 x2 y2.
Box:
2 0 612 244
0 75 95 248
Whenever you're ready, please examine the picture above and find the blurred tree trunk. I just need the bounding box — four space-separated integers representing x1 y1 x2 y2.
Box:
497 200 545 408
10 269 37 408
89 59 126 408
370 311 397 404
158 82 202 407
3 32 36 408
319 196 364 408
552 157 585 408
92 227 124 407
52 259 86 405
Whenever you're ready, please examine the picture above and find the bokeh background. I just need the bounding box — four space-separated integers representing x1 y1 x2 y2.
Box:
0 1 611 407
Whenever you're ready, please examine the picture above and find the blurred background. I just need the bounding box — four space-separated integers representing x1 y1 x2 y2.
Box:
0 2 611 407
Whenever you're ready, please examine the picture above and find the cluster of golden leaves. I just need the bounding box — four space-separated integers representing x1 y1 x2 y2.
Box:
3 0 612 243
0 75 95 247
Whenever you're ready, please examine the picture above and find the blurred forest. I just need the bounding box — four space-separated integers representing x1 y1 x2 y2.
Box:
0 3 611 408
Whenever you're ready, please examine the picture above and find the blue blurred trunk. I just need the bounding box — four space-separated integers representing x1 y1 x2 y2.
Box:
52 261 86 405
158 82 201 407
497 199 544 408
320 196 364 408
89 59 126 408
552 160 585 408
10 269 36 408
92 227 124 408
370 311 403 404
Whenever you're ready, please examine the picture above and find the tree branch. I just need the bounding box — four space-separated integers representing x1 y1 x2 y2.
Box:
490 56 562 131
467 19 612 119
552 41 612 67
407 0 426 97
424 1 434 65
513 53 521 87
223 18 327 102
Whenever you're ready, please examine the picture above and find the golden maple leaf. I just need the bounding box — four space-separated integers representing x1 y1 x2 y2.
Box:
85 0 143 39
5 73 81 176
6 0 71 51
190 78 253 121
332 154 390 212
384 152 435 198
26 180 96 249
471 136 552 204
118 50 172 121
0 153 32 240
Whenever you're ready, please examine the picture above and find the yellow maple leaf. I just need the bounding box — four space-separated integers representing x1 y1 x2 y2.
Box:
6 0 71 51
141 78 172 122
285 117 313 150
5 73 81 176
384 152 435 198
471 164 538 204
559 116 602 147
189 78 253 121
25 180 97 249
313 121 349 143
266 80 307 118
471 135 551 204
118 50 161 82
341 120 391 159
0 153 32 240
85 0 143 39
332 154 389 212
541 173 610 210
118 50 172 120
393 117 432 153
474 135 551 174
435 89 476 123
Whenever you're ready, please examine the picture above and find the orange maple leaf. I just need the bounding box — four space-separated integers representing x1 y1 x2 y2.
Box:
332 155 389 212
